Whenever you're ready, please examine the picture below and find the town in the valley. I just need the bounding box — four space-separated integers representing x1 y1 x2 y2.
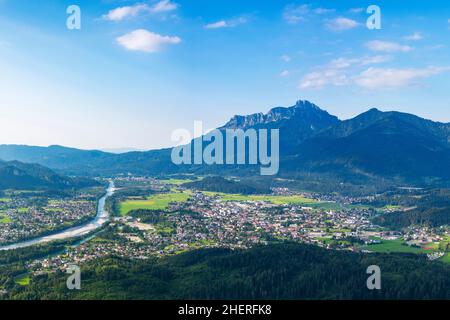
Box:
0 189 102 245
1 176 448 281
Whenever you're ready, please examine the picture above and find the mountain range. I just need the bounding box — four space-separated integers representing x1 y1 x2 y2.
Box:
0 160 99 190
1 100 449 186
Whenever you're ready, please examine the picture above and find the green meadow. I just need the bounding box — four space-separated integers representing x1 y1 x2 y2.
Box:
440 253 450 264
14 274 31 286
119 191 192 216
361 239 430 254
158 179 194 186
0 214 12 224
204 192 319 206
45 208 63 213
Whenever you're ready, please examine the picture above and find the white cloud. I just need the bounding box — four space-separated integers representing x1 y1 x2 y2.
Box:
103 4 149 21
150 0 178 13
299 55 391 89
281 55 291 62
349 8 365 14
428 44 445 50
204 17 247 29
283 4 310 24
366 40 412 52
280 70 290 77
103 1 177 21
116 29 181 53
204 20 227 29
404 32 423 41
283 4 335 24
325 17 360 31
354 67 449 89
314 8 335 14
300 69 349 89
360 55 391 65
328 57 359 69
299 59 350 89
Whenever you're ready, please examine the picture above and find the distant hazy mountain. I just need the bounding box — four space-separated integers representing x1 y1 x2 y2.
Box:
0 160 99 190
0 145 113 173
1 100 449 185
100 147 146 154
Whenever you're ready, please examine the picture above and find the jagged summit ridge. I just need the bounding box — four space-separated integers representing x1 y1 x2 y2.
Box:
222 100 336 130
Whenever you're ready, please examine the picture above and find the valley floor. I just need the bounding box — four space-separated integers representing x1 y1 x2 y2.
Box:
1 176 450 299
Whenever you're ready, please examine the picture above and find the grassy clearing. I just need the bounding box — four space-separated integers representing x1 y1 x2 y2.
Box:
202 192 358 210
440 253 450 264
158 179 195 186
361 239 427 254
119 191 192 216
45 208 63 213
204 192 317 205
14 274 31 286
0 214 12 224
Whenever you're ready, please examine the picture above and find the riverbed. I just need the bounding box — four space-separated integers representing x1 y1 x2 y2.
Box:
0 181 115 251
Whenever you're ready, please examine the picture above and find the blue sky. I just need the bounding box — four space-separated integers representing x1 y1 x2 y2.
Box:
0 0 449 150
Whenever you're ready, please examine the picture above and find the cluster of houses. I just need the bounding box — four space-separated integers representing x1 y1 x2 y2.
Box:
0 194 97 244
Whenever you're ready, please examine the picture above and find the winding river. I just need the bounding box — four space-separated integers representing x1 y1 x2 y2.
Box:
0 181 116 251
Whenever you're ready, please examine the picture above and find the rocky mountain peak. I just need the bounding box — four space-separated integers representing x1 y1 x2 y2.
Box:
222 100 337 130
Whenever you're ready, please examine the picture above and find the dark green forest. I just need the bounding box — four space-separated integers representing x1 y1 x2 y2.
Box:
183 176 271 195
373 189 450 228
6 243 450 300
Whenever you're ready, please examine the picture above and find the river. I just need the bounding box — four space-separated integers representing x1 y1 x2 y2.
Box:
0 180 116 251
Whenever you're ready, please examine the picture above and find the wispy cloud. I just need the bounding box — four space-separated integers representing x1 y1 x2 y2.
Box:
349 8 365 14
282 4 334 24
299 55 391 89
427 44 446 50
366 40 412 52
354 67 449 89
404 32 423 41
204 17 247 29
104 4 148 21
325 17 360 31
283 4 310 24
314 8 335 14
300 69 349 89
103 1 178 21
280 70 290 77
281 55 291 62
116 29 181 53
150 0 178 13
360 55 391 65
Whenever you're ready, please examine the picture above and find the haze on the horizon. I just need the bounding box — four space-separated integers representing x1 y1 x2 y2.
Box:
0 0 450 150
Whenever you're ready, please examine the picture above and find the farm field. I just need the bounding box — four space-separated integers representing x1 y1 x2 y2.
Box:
0 214 12 224
201 192 370 211
361 239 431 254
203 192 317 205
119 191 192 216
158 179 195 186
